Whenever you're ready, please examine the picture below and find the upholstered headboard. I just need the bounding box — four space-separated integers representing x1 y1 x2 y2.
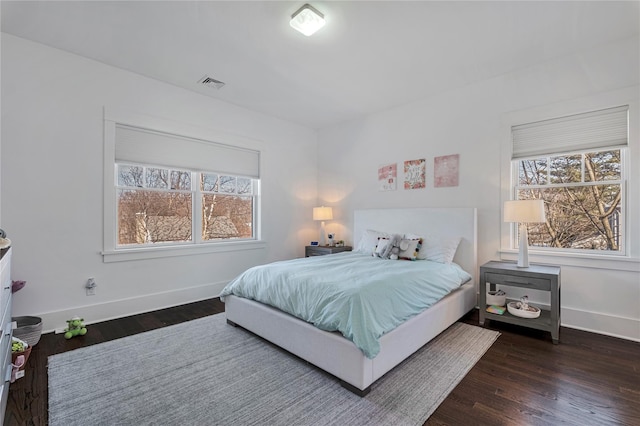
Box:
353 207 478 284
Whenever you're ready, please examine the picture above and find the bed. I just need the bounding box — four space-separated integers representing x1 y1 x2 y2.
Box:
221 207 477 396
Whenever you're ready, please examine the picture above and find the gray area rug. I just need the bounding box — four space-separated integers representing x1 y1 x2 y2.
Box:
49 313 499 426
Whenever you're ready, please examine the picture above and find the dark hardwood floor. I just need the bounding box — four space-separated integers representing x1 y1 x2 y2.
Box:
5 299 639 425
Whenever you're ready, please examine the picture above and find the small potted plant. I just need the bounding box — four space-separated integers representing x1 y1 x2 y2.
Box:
11 336 31 381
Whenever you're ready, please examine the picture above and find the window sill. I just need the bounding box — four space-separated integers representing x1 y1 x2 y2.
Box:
499 249 639 272
103 240 267 263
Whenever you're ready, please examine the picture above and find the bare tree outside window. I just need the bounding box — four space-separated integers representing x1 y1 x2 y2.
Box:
515 149 622 251
201 173 253 241
117 165 256 246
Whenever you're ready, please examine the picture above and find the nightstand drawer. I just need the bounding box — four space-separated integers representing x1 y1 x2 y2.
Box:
305 246 352 257
485 272 550 291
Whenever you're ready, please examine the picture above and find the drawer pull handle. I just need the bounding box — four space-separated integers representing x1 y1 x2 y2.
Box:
504 280 530 286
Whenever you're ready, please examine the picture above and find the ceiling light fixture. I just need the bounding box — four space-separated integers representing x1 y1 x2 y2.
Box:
290 4 325 36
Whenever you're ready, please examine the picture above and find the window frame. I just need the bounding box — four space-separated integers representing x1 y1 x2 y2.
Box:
115 163 259 248
499 89 639 272
103 108 266 263
509 148 627 256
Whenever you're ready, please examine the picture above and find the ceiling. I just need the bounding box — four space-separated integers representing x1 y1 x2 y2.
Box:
2 1 639 129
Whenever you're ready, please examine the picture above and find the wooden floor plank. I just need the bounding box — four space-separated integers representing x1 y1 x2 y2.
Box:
4 301 640 426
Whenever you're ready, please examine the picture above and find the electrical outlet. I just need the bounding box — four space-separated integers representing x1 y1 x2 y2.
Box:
86 277 96 296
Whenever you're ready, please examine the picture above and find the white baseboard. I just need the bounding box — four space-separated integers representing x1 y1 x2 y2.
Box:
44 281 228 334
561 306 640 342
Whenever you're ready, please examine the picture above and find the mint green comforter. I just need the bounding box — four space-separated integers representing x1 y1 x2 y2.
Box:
220 252 471 359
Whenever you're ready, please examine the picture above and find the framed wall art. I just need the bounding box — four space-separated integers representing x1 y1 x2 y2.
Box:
378 163 397 191
434 154 459 188
404 159 426 189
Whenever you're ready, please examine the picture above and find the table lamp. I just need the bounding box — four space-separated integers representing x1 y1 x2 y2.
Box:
504 200 546 268
313 206 333 246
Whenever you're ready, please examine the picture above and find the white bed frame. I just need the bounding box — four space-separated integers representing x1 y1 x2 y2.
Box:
225 207 478 395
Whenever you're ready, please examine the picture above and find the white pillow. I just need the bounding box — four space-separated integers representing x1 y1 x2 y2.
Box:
405 233 461 264
356 229 389 255
374 238 391 257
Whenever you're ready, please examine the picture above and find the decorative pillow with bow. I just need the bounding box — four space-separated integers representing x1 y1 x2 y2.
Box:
374 234 403 259
398 237 423 260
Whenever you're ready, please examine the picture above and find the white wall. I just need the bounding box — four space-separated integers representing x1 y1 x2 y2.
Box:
317 36 640 341
1 34 318 331
0 9 3 227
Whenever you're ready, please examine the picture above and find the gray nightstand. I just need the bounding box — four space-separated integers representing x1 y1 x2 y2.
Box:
305 245 352 257
479 260 561 344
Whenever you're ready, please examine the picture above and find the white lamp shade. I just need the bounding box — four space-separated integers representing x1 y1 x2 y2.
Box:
504 200 546 223
313 206 333 221
290 4 326 36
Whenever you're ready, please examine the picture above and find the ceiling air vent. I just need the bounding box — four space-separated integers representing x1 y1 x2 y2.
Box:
198 75 225 90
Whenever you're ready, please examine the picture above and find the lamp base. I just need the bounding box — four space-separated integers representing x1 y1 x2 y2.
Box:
319 221 326 246
517 223 530 268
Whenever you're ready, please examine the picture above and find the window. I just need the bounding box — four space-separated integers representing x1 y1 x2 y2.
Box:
510 106 628 254
116 164 257 247
117 164 193 245
104 116 262 260
200 173 255 241
514 149 623 251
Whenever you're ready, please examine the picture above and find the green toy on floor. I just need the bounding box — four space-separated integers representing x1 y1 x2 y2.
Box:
64 317 87 339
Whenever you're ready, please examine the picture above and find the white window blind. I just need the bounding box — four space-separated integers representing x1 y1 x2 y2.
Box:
115 124 260 178
511 105 628 159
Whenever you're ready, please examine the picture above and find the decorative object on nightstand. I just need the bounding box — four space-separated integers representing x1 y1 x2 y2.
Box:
486 305 506 315
313 206 333 246
479 260 561 344
486 289 506 306
507 296 541 319
504 199 546 268
305 245 351 257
